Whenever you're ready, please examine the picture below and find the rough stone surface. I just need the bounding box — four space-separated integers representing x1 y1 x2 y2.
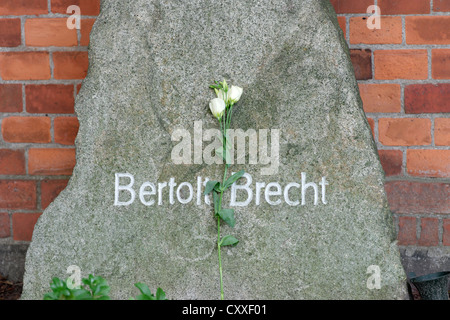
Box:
22 0 407 299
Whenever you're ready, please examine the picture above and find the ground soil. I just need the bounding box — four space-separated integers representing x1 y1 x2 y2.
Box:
0 274 22 300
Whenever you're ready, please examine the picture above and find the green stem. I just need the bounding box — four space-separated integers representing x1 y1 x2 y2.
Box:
217 160 228 300
217 114 230 300
217 86 233 300
217 215 224 300
227 104 234 130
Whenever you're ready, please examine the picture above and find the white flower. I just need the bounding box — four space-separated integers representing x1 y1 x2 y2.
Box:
209 98 226 120
228 85 243 103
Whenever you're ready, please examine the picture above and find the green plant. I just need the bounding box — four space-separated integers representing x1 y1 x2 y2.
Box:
206 80 245 300
43 275 110 300
43 274 167 300
131 283 167 300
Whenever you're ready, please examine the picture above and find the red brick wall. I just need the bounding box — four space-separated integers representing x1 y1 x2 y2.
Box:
0 1 449 251
0 0 98 241
333 0 450 248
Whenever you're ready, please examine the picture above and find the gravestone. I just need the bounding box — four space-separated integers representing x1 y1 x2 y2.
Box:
22 0 408 299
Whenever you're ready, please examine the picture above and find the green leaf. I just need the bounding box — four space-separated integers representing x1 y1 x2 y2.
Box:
43 292 60 300
133 283 166 300
44 276 96 300
81 275 110 300
133 284 167 300
77 275 110 300
155 288 167 300
204 180 219 195
70 289 93 300
93 284 110 299
220 235 239 247
50 277 66 291
135 283 154 298
223 170 245 189
218 209 236 228
45 277 73 300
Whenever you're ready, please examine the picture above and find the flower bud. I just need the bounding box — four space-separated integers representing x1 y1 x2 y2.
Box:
222 79 228 92
228 85 243 103
209 98 226 120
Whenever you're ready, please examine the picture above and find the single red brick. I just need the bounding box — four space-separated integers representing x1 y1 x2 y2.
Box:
2 116 51 143
0 84 22 113
0 212 10 238
54 117 79 145
26 85 74 114
407 150 450 178
28 148 76 176
379 150 403 176
0 180 36 210
25 18 78 47
0 0 48 15
51 0 101 15
405 84 450 114
53 51 89 80
81 19 96 46
444 219 450 246
41 179 69 210
418 218 439 246
378 0 430 14
12 213 41 241
350 49 372 80
385 181 450 214
432 49 450 80
0 149 26 175
359 84 401 113
398 216 417 245
350 17 402 45
330 0 374 13
435 0 450 12
406 16 450 45
0 19 21 47
374 50 428 80
0 52 51 80
378 118 431 146
435 118 450 146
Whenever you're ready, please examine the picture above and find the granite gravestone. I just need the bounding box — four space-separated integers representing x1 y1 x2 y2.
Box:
22 0 407 299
